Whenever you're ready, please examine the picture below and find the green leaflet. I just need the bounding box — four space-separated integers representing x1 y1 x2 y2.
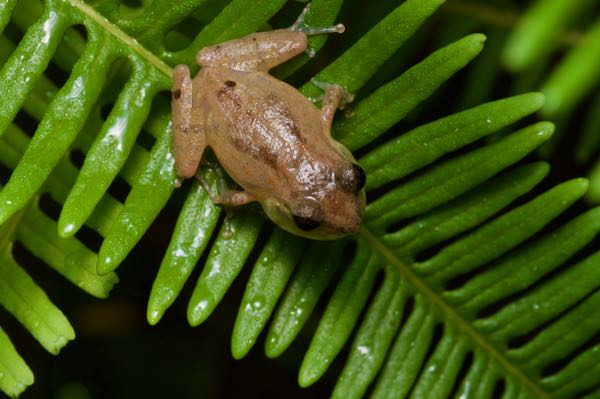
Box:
264 240 345 358
0 242 74 355
299 239 383 387
502 0 594 72
147 176 221 325
301 0 445 99
446 1 600 206
0 119 118 395
58 62 163 238
366 122 554 228
164 0 288 66
187 210 264 326
0 2 69 140
231 228 305 359
332 267 410 399
0 1 18 32
370 294 436 399
541 17 600 116
419 179 588 281
576 90 600 164
386 163 550 258
273 0 345 79
360 93 546 190
0 30 117 225
334 33 486 151
1 0 600 398
97 120 175 274
0 324 33 398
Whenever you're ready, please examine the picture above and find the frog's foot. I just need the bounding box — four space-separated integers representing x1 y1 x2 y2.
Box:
196 167 245 239
221 207 237 238
311 78 355 130
200 158 230 193
311 78 355 109
289 3 345 36
196 170 255 207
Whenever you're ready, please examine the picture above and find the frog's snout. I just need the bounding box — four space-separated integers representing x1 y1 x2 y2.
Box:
326 193 363 236
342 197 364 235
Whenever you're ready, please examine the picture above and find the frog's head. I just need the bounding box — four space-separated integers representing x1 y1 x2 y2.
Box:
262 163 366 240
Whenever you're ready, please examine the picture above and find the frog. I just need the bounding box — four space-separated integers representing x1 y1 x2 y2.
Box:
171 4 365 240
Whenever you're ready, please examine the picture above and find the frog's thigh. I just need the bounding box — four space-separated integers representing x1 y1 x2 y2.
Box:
172 64 206 179
196 30 307 72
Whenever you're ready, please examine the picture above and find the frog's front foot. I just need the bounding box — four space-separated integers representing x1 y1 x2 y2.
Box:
311 78 355 130
196 169 255 207
289 3 345 58
311 78 355 109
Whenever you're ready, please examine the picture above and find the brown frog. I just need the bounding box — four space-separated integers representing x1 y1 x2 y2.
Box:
171 4 365 240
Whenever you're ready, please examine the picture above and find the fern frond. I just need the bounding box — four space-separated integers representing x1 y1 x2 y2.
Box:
443 0 600 204
1 0 599 398
0 123 117 396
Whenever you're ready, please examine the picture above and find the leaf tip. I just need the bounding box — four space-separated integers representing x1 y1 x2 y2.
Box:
231 339 251 360
264 331 286 359
571 177 590 196
539 86 561 117
529 92 546 111
57 219 78 238
468 33 487 45
96 252 119 276
531 161 551 178
298 354 329 388
532 121 554 140
187 298 211 327
146 306 162 326
298 367 319 388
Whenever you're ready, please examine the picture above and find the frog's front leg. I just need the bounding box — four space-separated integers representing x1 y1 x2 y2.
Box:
196 169 256 206
172 64 206 181
312 78 355 131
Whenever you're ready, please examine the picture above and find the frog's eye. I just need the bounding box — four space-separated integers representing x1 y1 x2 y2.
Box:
292 199 323 231
292 215 321 231
353 164 366 191
339 163 366 193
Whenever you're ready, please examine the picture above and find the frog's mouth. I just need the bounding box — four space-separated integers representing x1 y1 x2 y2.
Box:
260 198 359 240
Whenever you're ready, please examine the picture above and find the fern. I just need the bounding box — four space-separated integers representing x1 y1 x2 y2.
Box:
1 0 599 398
444 0 600 203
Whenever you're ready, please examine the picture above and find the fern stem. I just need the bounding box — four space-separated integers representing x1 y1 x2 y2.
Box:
359 226 551 399
66 0 172 76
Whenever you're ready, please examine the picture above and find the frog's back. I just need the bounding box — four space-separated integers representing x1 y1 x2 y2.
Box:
201 68 336 198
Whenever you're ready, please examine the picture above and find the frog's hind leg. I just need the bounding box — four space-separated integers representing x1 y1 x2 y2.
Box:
290 3 345 57
172 64 206 182
196 3 344 71
311 78 355 131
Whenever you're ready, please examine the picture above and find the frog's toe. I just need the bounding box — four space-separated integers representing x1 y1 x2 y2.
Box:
311 78 355 109
289 3 345 36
